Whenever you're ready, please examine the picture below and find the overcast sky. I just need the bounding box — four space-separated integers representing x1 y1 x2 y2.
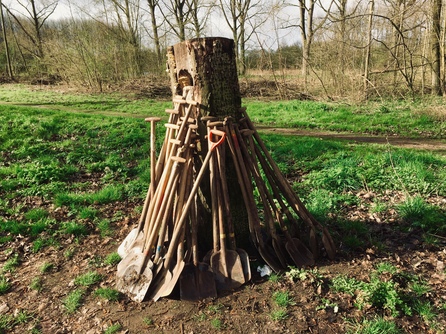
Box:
6 0 302 48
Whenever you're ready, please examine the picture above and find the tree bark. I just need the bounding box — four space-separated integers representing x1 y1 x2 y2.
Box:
166 37 248 249
147 0 162 67
431 0 442 96
363 0 374 99
0 0 13 79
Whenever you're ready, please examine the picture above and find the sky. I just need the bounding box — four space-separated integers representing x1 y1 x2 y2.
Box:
5 0 302 48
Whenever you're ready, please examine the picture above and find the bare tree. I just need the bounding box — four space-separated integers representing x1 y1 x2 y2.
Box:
103 0 143 75
158 0 212 41
146 0 162 65
363 0 373 98
160 0 188 41
0 0 14 79
5 0 58 59
218 0 266 75
293 0 331 90
431 0 442 95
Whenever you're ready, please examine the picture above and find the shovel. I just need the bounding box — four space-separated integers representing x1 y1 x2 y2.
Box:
210 138 245 291
240 110 336 260
224 119 283 273
239 128 289 268
180 169 217 300
216 132 251 282
117 116 161 258
241 128 315 267
115 153 188 302
147 129 226 301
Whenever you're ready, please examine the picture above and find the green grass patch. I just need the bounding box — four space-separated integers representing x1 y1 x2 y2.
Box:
104 323 122 334
94 288 121 301
2 254 20 273
249 99 445 138
104 252 121 266
63 289 84 314
331 263 440 320
0 275 11 294
347 316 401 334
74 271 102 287
272 291 295 308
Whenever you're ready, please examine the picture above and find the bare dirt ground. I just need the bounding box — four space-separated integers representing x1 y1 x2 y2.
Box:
1 190 445 333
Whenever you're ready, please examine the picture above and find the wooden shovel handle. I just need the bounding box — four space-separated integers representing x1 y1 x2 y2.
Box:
163 129 226 269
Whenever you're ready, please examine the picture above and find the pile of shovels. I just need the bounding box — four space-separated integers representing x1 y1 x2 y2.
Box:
116 86 335 302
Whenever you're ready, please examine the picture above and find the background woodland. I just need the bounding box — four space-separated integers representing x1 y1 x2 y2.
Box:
0 0 445 100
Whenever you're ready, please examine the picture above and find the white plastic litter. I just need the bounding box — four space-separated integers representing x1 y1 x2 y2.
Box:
257 265 272 277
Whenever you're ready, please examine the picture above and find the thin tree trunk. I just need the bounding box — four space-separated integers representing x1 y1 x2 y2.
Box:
363 0 374 99
0 0 13 79
30 0 44 59
148 0 162 67
431 0 442 96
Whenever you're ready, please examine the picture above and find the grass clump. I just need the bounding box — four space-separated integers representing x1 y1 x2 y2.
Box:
30 277 43 292
104 323 122 334
331 263 439 320
74 271 102 287
210 318 223 330
61 221 88 237
96 219 113 237
270 308 288 321
2 254 20 273
347 316 401 334
40 262 54 273
0 275 11 294
397 196 445 234
94 288 121 302
63 289 84 314
272 291 295 308
104 252 121 266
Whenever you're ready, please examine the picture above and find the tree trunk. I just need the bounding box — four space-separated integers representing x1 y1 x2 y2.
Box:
0 0 13 79
431 0 442 96
166 37 248 249
147 0 162 68
363 0 374 99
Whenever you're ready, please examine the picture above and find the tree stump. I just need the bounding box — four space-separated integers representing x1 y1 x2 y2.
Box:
166 37 250 251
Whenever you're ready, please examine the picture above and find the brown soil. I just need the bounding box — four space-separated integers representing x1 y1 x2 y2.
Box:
1 191 445 333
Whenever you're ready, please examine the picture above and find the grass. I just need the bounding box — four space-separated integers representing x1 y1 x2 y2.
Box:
2 254 20 273
0 275 11 294
272 291 295 307
104 252 122 266
94 288 121 301
63 289 84 313
30 277 43 292
248 99 445 138
210 318 224 329
74 271 102 287
104 323 122 334
270 308 288 321
330 263 441 320
40 262 54 273
347 316 401 334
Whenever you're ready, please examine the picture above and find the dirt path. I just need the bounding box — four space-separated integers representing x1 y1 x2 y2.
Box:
257 126 446 153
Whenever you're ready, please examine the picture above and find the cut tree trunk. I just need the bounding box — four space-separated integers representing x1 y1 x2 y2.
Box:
166 37 250 251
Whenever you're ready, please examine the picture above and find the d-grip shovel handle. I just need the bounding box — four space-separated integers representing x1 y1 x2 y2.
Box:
163 129 226 269
209 129 225 150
